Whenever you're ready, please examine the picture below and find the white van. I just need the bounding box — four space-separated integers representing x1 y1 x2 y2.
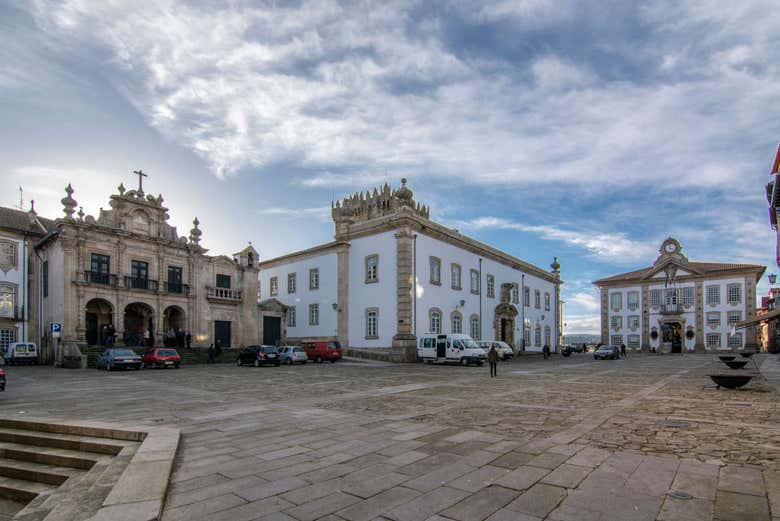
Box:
418 334 487 366
5 343 38 365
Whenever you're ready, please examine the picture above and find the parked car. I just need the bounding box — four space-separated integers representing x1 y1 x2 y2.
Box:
97 348 143 370
562 344 583 357
593 345 620 360
279 346 308 365
4 342 38 365
476 341 514 361
237 345 281 367
143 348 181 369
302 341 342 363
0 368 6 391
418 334 487 366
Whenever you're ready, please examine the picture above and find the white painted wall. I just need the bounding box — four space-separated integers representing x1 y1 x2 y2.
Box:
258 252 338 339
0 234 26 344
348 231 397 348
413 233 558 352
606 285 644 349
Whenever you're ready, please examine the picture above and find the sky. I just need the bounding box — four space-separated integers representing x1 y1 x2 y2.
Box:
2 0 779 334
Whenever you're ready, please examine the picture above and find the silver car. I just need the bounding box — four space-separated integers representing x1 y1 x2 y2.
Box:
279 346 308 365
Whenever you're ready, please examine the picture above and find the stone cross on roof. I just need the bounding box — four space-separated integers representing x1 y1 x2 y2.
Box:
133 170 148 194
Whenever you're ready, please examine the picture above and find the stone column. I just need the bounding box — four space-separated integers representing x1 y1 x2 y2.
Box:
641 284 650 350
336 245 349 348
600 288 609 345
390 226 417 362
744 275 758 350
694 281 704 352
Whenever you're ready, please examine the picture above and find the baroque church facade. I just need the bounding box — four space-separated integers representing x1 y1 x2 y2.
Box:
16 175 266 362
258 179 562 360
594 238 765 352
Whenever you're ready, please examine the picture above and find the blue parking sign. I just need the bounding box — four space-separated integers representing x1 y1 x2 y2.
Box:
50 323 62 333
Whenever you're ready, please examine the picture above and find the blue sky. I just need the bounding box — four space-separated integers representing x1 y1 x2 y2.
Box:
2 1 779 333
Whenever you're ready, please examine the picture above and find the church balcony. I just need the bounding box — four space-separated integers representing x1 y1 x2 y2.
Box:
77 271 120 287
123 276 159 292
206 286 243 302
661 303 683 315
164 282 190 296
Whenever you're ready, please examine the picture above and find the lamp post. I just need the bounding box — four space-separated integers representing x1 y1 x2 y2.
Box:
520 274 525 352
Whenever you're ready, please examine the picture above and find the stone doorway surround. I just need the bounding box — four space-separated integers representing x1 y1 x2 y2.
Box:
494 302 518 350
658 318 685 353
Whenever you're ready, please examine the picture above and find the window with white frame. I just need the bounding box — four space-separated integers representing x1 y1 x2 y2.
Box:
534 326 541 346
650 289 661 308
628 315 640 330
451 312 462 334
544 292 551 311
627 291 639 310
727 311 742 325
682 286 694 306
0 284 16 318
309 268 319 290
287 273 296 294
0 328 15 352
309 304 319 326
365 255 378 283
728 332 742 348
727 284 741 305
486 275 495 298
611 335 623 346
269 276 278 296
429 309 442 334
470 316 480 340
627 335 640 349
451 264 462 290
610 315 623 330
429 257 441 285
535 289 541 309
544 326 551 346
470 269 479 295
287 305 296 327
523 323 531 346
610 292 622 311
706 312 721 328
706 285 720 305
706 333 721 348
512 285 519 304
365 308 378 338
523 286 530 307
0 241 16 271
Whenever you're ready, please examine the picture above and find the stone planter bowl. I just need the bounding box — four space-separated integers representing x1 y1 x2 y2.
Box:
740 352 755 358
709 374 752 389
723 360 749 370
719 355 736 362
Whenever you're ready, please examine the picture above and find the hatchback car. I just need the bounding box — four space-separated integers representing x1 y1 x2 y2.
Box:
143 348 181 369
0 368 6 391
279 346 308 365
97 348 143 370
593 345 620 360
237 345 281 367
476 341 514 361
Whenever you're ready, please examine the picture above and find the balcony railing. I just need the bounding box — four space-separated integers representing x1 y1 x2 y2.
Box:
123 276 158 292
164 281 190 295
661 302 683 314
207 286 243 301
78 271 120 286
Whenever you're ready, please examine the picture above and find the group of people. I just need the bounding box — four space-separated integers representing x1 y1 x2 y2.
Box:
164 327 192 349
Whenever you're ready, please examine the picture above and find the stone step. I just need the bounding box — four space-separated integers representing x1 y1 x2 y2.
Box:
0 457 85 486
0 428 129 456
0 441 108 470
0 419 145 442
0 475 54 503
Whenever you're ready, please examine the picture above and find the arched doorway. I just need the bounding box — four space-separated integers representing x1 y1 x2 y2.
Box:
662 322 683 353
124 302 154 347
163 306 186 347
494 303 518 349
85 298 113 346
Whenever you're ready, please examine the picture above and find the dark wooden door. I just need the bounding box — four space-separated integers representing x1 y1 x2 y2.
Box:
215 321 231 348
263 316 281 346
436 335 446 358
86 313 98 345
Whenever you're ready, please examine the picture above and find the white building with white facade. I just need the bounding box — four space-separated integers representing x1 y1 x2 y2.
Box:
258 180 562 360
594 238 765 352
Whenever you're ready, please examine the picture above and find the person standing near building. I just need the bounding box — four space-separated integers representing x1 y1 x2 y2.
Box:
543 344 550 360
488 345 499 377
620 343 627 358
185 331 192 349
207 344 215 363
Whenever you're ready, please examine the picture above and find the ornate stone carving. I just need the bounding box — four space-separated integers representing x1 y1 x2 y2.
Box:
61 184 77 219
331 178 429 224
189 218 202 245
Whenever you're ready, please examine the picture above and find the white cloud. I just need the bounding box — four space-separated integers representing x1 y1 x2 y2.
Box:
565 291 600 312
532 56 596 90
562 315 601 334
257 205 332 222
462 216 655 263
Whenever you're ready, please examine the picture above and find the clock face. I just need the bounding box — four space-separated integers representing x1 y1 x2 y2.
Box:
664 241 677 253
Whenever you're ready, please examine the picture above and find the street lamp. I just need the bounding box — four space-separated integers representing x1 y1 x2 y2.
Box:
769 273 777 286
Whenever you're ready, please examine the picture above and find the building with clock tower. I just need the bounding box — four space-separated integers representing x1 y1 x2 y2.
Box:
594 238 764 352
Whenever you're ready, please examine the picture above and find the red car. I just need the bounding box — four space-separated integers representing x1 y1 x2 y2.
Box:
0 368 6 391
302 341 342 363
143 348 181 369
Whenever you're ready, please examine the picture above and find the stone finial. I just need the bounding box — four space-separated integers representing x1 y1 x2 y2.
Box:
77 206 85 221
118 182 126 195
28 200 37 217
189 217 202 245
61 184 77 219
551 256 561 273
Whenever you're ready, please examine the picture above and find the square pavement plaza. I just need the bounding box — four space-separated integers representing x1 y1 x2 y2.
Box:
2 354 780 521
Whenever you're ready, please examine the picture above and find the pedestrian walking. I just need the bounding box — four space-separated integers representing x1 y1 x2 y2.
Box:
620 343 627 357
215 338 222 360
143 329 151 347
488 345 499 377
185 332 192 349
207 344 215 363
543 344 550 360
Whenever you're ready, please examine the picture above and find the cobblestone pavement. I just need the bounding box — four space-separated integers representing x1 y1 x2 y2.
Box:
1 353 779 520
